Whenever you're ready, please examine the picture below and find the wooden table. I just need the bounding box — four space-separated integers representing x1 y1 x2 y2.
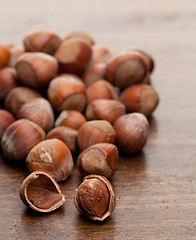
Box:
0 0 196 239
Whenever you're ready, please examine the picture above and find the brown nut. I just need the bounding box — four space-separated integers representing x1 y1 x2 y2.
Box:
26 139 74 182
17 98 54 132
47 74 86 112
77 143 118 179
55 38 92 75
23 27 62 55
120 84 159 117
0 110 15 141
16 52 58 89
55 110 86 130
0 67 17 101
5 86 42 115
85 99 125 124
81 63 106 87
78 120 116 151
8 45 25 68
20 171 65 213
86 79 119 103
91 44 110 64
1 119 45 161
74 174 116 221
63 31 94 46
113 113 149 155
46 126 78 154
105 51 147 89
0 43 10 69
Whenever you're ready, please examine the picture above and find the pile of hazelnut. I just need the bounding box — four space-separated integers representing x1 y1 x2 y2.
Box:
0 27 159 221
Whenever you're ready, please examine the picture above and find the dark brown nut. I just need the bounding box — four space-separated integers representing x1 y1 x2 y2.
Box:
17 98 54 132
113 113 149 155
1 119 45 161
55 38 92 75
0 67 17 101
16 52 58 89
55 110 86 130
105 51 147 89
120 84 159 117
8 45 25 68
77 143 118 179
63 31 94 46
46 126 78 154
0 43 10 69
23 27 62 55
81 63 106 87
5 86 42 115
78 120 116 151
74 175 116 221
47 74 86 112
85 99 125 124
0 110 15 141
26 139 74 182
20 171 65 213
86 79 119 103
91 44 110 63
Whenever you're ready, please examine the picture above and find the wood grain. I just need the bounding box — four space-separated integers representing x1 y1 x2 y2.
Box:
0 0 196 239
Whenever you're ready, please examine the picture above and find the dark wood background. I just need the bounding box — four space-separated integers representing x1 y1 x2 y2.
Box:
0 0 196 239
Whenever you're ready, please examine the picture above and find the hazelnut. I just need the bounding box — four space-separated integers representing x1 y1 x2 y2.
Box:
63 31 94 46
77 143 118 179
47 74 86 112
23 27 62 55
91 44 110 64
78 120 116 151
20 171 65 213
113 113 149 154
1 119 45 161
0 67 17 101
26 139 73 182
5 86 42 115
17 98 54 132
85 99 125 124
0 110 15 141
74 175 116 221
8 45 25 68
16 52 58 89
46 126 78 154
55 38 92 75
81 63 105 87
0 43 10 69
55 110 86 130
120 84 159 117
86 79 119 103
105 51 147 89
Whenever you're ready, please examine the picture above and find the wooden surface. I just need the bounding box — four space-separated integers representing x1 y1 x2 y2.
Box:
0 0 196 239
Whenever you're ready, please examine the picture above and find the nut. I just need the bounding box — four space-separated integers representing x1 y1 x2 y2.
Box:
113 113 149 154
17 98 54 132
77 143 118 179
86 79 119 103
20 171 65 213
91 44 110 64
23 27 62 55
105 51 147 89
46 126 78 154
55 110 86 130
47 74 86 112
120 84 159 117
8 45 25 68
5 86 42 115
81 63 105 87
16 52 58 89
1 119 45 161
0 110 15 141
63 31 94 46
55 38 92 75
77 120 116 151
85 99 125 124
0 43 10 69
74 174 116 221
0 67 17 101
26 139 73 182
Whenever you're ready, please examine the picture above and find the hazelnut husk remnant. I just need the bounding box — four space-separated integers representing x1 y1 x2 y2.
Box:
20 171 65 213
74 174 116 221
